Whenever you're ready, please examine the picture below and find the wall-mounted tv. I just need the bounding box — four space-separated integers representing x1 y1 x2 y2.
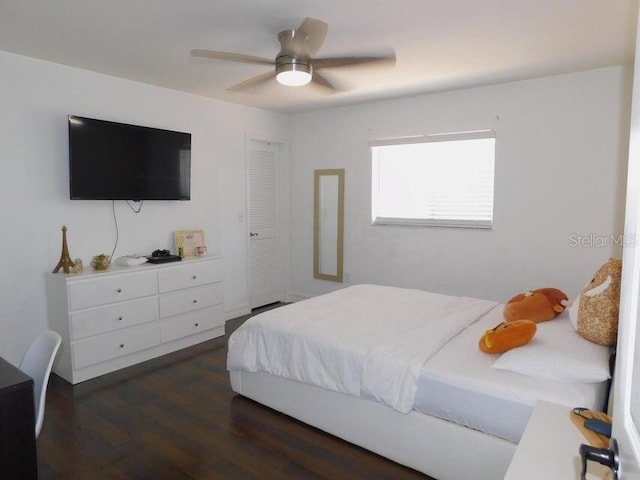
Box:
68 115 191 200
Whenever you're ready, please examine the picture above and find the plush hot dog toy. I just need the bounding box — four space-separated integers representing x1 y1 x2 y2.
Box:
479 320 537 354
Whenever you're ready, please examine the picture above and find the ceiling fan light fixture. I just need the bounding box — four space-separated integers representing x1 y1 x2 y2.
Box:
276 62 312 87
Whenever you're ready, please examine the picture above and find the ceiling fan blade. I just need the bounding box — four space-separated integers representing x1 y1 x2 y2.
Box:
313 53 396 70
297 17 328 56
311 71 337 92
226 70 277 92
190 49 274 66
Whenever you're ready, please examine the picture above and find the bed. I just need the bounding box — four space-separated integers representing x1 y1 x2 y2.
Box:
227 284 611 480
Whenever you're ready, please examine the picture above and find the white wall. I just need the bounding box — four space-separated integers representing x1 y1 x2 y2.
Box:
0 51 288 364
288 66 632 303
0 51 631 365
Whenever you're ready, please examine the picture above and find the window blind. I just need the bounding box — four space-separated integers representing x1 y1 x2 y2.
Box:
371 130 495 228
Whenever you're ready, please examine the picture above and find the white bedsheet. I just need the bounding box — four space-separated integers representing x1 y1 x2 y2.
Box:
414 308 608 442
227 284 497 413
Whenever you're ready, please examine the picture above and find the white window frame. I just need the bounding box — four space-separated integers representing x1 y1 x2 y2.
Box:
370 130 496 229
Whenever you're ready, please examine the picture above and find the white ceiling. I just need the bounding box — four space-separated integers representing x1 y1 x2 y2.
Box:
0 0 637 114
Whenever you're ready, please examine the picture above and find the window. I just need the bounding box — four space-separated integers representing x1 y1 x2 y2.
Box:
371 130 495 228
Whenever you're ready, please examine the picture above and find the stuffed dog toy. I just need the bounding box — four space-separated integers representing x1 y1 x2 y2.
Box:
503 288 568 323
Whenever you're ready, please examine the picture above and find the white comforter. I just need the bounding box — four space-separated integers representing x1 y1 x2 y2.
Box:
227 284 498 413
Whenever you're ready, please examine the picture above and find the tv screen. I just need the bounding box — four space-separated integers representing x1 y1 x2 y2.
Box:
68 115 191 200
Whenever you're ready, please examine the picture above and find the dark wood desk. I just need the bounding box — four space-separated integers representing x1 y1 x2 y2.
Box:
0 356 37 479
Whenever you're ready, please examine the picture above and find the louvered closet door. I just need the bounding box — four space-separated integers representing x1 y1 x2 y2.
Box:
248 140 282 309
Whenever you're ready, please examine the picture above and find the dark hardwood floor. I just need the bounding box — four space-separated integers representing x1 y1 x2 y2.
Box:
37 305 433 480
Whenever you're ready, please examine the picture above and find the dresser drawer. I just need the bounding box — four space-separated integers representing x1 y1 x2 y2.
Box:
72 323 161 369
160 305 225 343
71 297 160 340
69 271 157 310
159 282 223 318
157 258 223 293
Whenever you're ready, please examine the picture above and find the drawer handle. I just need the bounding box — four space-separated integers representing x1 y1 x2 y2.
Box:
119 344 125 349
192 275 197 280
117 316 123 321
192 299 198 304
116 288 122 293
195 323 199 327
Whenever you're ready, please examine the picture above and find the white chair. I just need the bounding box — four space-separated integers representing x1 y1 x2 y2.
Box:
19 330 62 438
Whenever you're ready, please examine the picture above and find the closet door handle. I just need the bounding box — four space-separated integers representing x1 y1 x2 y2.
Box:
250 232 259 237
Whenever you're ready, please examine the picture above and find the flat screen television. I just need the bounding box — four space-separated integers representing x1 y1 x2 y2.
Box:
68 115 191 200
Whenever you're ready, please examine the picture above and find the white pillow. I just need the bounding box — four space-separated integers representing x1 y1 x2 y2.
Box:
491 317 610 383
569 297 580 330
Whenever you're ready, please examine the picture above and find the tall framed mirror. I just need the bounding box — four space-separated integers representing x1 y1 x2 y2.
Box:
313 169 344 282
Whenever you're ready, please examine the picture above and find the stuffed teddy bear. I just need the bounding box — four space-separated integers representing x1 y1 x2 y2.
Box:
575 258 622 346
503 287 569 323
479 320 537 353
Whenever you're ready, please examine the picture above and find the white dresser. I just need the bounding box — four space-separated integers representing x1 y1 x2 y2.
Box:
46 256 225 384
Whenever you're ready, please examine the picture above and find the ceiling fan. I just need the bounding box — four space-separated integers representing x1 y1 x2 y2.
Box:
191 17 395 92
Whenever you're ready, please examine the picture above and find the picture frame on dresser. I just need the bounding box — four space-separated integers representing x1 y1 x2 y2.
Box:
174 230 205 257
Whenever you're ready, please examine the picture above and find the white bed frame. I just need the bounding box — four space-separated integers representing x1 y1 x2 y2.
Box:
230 370 516 480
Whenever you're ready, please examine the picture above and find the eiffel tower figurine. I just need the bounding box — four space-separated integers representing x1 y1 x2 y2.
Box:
53 225 76 273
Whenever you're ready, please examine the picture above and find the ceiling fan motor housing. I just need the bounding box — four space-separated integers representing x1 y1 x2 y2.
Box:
276 29 313 75
275 55 313 76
